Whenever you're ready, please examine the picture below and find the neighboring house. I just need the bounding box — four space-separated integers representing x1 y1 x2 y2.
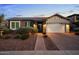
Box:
7 14 70 33
3 20 8 28
0 20 8 29
67 14 79 32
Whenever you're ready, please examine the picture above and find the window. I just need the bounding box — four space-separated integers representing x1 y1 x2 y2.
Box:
25 21 33 27
16 22 19 29
10 21 20 30
27 21 30 27
30 21 33 27
76 16 79 22
11 22 15 28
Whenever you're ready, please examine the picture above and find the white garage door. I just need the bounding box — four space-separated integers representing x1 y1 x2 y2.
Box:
46 24 65 33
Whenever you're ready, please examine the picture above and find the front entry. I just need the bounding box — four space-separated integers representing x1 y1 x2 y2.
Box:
37 23 43 33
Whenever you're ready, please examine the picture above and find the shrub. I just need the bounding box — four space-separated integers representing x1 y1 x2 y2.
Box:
15 27 33 40
20 34 29 40
3 35 11 39
0 35 11 39
16 27 33 34
3 28 12 34
16 28 28 34
14 34 21 39
0 36 3 39
15 34 29 40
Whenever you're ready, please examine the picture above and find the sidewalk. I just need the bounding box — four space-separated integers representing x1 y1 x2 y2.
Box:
34 33 46 50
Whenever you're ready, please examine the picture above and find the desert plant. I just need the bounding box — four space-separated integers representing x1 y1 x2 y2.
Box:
16 27 33 34
3 28 13 34
15 27 33 40
3 35 11 39
0 35 11 39
20 34 29 40
14 34 21 39
15 34 29 40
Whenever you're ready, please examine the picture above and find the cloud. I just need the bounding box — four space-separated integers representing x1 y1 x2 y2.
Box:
74 5 79 8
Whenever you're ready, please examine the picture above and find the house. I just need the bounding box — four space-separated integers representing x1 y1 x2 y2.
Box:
7 14 70 33
67 14 79 32
7 17 47 33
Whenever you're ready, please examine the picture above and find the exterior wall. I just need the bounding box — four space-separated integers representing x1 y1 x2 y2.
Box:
46 15 69 33
20 21 26 28
68 16 75 23
9 20 34 30
47 16 69 24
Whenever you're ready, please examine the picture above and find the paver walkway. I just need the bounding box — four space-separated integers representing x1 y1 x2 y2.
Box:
34 33 46 50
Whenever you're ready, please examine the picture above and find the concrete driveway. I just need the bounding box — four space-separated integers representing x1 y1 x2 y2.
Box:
47 33 79 50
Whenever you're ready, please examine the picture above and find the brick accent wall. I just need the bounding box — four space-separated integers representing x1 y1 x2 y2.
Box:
20 21 26 28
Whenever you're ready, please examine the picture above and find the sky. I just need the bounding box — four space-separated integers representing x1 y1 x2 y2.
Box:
0 4 79 19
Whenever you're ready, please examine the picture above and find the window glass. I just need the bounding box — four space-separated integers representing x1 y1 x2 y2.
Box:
12 22 15 28
25 21 30 27
25 21 27 27
16 22 19 29
30 21 33 27
25 21 33 27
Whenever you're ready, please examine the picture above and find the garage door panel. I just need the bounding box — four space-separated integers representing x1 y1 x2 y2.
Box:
46 24 65 33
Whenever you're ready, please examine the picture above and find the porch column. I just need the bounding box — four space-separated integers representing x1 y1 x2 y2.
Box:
33 21 38 33
43 21 46 33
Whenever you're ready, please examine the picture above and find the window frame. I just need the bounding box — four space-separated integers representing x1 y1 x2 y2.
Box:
25 21 33 27
10 21 20 30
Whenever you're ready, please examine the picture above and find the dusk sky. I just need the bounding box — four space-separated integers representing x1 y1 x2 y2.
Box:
0 4 79 19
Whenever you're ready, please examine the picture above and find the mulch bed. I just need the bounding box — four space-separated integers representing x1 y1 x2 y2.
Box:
0 34 37 51
43 36 59 50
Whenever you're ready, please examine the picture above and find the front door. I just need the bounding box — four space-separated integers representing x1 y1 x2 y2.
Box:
37 23 43 32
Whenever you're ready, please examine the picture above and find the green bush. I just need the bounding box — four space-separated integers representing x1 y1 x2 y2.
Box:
16 27 33 34
20 34 29 40
15 27 33 40
3 28 12 34
15 34 29 40
14 34 21 39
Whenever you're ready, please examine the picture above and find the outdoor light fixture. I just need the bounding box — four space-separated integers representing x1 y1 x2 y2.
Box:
43 24 46 33
66 24 70 32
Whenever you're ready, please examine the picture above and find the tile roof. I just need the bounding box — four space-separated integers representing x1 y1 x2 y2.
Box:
67 14 79 17
7 17 47 21
47 13 68 20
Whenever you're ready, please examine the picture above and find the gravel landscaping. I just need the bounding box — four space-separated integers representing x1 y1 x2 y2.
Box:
0 34 37 51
